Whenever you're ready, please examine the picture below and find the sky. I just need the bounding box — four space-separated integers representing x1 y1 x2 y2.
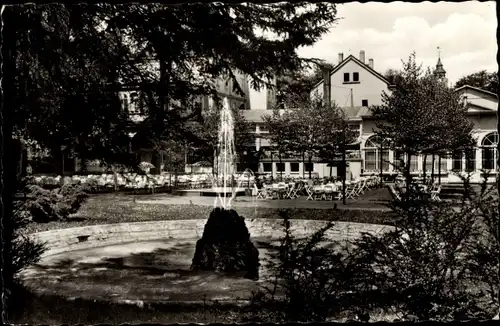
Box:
249 1 497 110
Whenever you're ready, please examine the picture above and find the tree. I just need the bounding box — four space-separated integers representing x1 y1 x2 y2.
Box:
311 61 336 84
262 108 296 178
384 68 404 87
275 61 335 106
264 95 355 179
2 3 340 311
370 52 475 191
455 70 498 94
183 98 255 172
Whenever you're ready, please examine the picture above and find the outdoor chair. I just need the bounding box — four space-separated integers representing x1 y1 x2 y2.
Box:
323 185 334 200
345 183 357 199
285 184 296 199
313 187 324 200
356 180 366 196
292 183 302 198
265 185 275 199
431 184 442 202
361 178 370 193
387 184 402 202
253 184 266 199
305 186 314 200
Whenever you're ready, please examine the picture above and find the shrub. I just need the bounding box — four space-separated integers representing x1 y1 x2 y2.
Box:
251 210 373 322
351 178 492 320
463 176 499 317
18 178 97 223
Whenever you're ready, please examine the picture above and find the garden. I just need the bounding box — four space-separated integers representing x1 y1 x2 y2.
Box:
9 174 499 324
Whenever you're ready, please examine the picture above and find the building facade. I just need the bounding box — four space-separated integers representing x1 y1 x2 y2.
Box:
242 50 498 182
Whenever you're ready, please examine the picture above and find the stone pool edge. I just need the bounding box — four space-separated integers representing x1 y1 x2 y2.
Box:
27 219 394 258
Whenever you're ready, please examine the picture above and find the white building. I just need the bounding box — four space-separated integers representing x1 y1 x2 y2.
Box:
242 50 498 182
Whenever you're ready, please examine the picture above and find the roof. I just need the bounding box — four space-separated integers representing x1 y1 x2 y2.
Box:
466 103 497 113
434 57 446 74
455 85 498 100
241 110 272 122
312 54 395 90
242 106 373 123
343 106 372 118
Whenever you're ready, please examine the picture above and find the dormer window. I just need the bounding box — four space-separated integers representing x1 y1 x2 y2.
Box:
362 99 368 107
343 73 350 82
353 72 359 82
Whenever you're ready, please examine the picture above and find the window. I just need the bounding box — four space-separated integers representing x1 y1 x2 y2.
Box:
263 163 272 172
436 155 448 172
363 136 390 172
129 92 140 113
481 132 498 171
353 72 359 82
409 155 418 172
465 149 476 172
423 154 447 173
343 73 350 82
290 162 299 172
277 162 285 172
424 155 433 172
394 150 405 171
452 152 462 171
305 163 314 172
364 149 377 170
362 99 368 107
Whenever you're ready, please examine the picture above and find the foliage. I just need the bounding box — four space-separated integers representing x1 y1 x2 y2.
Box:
3 4 339 311
262 107 296 175
351 178 495 320
372 52 474 156
182 98 255 167
463 174 500 316
263 96 357 178
384 68 404 87
455 70 498 94
370 52 475 187
251 210 374 322
17 178 98 223
5 3 339 168
275 61 335 105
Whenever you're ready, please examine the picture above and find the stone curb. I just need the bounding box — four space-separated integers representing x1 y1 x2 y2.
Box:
28 219 394 258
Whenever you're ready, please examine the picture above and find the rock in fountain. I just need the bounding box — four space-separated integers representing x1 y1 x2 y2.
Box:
191 97 259 279
191 207 259 279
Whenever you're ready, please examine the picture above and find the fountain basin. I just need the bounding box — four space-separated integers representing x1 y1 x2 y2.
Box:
177 187 247 197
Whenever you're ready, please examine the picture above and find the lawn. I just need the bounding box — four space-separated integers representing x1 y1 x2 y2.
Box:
24 193 398 234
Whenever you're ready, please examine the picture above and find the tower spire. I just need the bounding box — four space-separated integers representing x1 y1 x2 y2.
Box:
434 46 447 85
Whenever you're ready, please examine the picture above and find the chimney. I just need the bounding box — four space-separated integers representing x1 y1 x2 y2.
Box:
338 53 344 64
368 58 374 69
322 66 331 106
359 50 365 64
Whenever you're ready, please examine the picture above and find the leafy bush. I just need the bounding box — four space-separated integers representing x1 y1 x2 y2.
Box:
251 210 373 322
12 199 46 275
18 178 98 223
463 176 499 317
351 178 493 320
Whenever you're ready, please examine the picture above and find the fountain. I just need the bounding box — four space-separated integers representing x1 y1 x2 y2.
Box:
180 97 249 199
191 97 259 279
